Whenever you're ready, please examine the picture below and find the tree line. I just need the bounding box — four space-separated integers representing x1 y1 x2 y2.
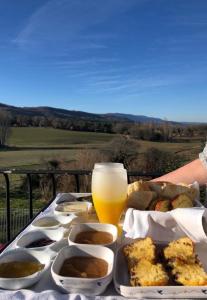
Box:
0 110 207 148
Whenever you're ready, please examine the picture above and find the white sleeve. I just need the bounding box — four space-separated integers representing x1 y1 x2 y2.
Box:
199 143 207 169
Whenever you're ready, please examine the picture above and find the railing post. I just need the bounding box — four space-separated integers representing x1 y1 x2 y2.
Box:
74 174 80 192
3 173 10 242
27 174 33 219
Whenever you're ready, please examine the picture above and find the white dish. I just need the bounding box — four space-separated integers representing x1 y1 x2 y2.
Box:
55 193 92 205
54 201 92 218
16 227 65 253
0 248 50 290
114 239 207 298
31 214 75 229
51 245 114 295
68 223 118 250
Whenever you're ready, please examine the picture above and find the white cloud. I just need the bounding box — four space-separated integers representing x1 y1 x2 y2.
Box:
14 0 139 51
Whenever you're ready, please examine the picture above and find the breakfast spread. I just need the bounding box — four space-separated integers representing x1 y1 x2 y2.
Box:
127 180 198 211
74 231 113 245
0 261 44 278
1 184 206 297
59 256 108 278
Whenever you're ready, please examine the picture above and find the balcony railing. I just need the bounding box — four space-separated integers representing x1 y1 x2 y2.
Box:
1 169 206 251
0 169 162 245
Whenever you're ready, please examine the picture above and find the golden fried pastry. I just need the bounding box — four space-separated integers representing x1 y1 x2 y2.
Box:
164 237 195 263
162 183 197 201
155 199 171 212
130 259 169 286
169 259 207 286
171 194 193 209
123 237 156 268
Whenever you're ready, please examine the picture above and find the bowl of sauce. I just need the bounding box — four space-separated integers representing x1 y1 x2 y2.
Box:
68 223 118 250
0 248 50 289
51 244 114 295
16 227 65 252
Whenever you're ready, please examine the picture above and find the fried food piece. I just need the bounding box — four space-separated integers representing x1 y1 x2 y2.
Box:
171 194 193 209
162 183 197 201
170 259 207 286
123 237 156 268
130 259 169 286
164 237 196 263
155 199 171 212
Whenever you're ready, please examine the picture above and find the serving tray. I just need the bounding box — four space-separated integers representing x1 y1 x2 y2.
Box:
114 238 207 298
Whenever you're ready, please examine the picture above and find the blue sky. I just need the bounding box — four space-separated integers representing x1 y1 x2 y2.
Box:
0 0 207 122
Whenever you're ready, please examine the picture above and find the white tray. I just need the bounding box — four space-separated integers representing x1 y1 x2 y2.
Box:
114 238 207 298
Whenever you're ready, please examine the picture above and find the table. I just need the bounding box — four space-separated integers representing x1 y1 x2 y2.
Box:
0 193 127 300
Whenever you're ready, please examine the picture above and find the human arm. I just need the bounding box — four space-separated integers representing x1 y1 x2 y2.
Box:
152 143 207 185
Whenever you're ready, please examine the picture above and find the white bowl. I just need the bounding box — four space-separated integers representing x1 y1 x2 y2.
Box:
54 201 92 219
31 214 75 230
51 245 114 295
0 248 50 290
55 193 92 205
16 228 65 253
55 193 77 205
68 223 118 250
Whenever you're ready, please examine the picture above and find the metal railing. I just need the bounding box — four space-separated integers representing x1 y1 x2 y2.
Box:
0 169 161 244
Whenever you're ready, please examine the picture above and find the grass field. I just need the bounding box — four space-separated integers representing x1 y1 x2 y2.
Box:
0 127 202 169
0 127 115 169
8 127 114 147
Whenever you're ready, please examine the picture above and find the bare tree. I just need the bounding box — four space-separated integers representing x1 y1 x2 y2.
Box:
0 111 11 147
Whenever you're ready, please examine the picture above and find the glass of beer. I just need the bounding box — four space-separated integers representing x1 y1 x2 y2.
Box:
91 166 128 226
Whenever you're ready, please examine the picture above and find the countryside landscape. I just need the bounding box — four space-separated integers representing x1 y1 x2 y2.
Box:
0 102 206 242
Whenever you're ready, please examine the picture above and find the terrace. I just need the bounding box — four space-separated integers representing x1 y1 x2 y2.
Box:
0 168 169 248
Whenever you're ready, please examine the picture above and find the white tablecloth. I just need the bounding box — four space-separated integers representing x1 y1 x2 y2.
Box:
0 193 128 300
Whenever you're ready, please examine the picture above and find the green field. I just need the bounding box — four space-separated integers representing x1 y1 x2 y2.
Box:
0 127 202 169
0 127 115 169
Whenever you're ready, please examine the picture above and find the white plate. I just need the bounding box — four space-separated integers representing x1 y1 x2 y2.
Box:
114 239 207 298
0 248 50 290
51 245 114 296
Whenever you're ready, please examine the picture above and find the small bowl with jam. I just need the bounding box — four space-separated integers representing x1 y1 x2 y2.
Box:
16 227 65 254
68 223 118 250
51 244 114 295
0 248 50 290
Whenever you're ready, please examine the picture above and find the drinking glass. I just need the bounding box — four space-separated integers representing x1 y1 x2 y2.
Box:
91 167 128 226
94 162 124 169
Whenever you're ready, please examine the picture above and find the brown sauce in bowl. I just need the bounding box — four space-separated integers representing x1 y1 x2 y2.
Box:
74 231 113 245
0 261 44 278
59 256 108 278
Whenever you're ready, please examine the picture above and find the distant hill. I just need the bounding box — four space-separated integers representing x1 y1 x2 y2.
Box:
0 102 175 124
104 113 167 124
